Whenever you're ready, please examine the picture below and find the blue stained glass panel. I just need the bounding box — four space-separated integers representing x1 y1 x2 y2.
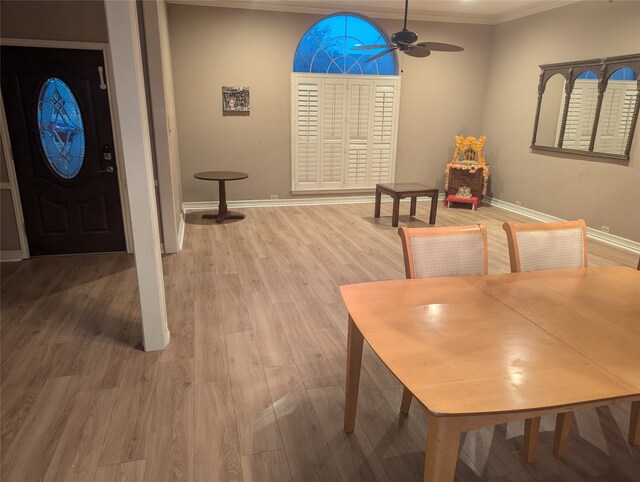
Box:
38 77 85 180
576 68 637 82
293 14 397 75
577 70 598 80
610 67 637 81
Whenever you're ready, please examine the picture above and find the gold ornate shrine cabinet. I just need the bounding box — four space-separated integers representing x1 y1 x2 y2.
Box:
445 164 489 199
445 135 490 199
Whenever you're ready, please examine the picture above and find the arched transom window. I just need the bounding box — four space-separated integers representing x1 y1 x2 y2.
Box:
293 13 398 75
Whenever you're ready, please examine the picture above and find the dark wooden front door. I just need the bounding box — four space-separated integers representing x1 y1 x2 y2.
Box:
1 46 126 256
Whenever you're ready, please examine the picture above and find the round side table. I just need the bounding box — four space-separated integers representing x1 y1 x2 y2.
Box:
194 171 248 223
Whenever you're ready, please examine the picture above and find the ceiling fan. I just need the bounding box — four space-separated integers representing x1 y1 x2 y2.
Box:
352 0 464 63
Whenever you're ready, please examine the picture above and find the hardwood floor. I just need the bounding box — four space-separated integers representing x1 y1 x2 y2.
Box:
2 202 639 481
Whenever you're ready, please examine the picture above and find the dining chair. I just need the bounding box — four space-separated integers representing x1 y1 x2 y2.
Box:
502 218 588 273
398 224 543 463
400 225 528 422
502 218 587 462
397 224 488 416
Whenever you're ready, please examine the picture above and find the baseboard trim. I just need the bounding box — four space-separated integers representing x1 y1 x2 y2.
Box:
182 195 639 255
177 212 186 251
484 196 640 254
0 250 23 262
183 196 375 212
183 193 447 213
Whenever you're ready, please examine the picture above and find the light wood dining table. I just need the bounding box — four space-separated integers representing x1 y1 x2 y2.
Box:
341 266 640 481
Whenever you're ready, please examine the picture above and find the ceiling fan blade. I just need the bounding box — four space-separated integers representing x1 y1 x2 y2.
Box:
404 46 431 58
351 44 392 51
365 47 398 63
415 41 464 52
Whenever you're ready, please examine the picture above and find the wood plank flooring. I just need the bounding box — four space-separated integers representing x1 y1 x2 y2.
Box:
2 202 639 481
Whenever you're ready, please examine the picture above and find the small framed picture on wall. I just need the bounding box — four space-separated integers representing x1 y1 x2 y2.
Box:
222 86 250 112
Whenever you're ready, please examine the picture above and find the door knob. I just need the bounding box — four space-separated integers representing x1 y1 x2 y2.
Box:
98 166 114 174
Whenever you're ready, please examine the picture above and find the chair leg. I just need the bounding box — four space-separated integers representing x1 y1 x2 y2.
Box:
523 417 541 463
553 412 572 458
400 386 412 415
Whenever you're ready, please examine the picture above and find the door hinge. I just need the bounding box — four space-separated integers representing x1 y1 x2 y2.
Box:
98 66 107 90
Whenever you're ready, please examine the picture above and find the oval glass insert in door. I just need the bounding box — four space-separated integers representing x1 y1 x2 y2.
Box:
37 77 85 179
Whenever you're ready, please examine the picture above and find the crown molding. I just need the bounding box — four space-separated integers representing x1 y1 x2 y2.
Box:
168 0 582 25
493 0 580 24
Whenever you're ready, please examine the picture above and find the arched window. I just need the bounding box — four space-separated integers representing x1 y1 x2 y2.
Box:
293 13 397 75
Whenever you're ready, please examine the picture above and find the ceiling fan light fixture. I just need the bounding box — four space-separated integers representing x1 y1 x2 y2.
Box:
390 30 418 45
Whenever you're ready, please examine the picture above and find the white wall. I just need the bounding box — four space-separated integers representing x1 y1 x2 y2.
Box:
142 0 183 252
481 0 640 241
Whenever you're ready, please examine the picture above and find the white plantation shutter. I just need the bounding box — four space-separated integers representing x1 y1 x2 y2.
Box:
293 81 319 188
370 82 396 184
320 81 345 187
292 73 399 192
594 81 637 154
373 84 395 142
619 89 637 146
349 83 370 140
595 87 622 151
563 80 598 150
344 79 371 188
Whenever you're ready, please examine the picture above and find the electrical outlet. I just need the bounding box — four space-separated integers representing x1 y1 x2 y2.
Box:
270 194 278 199
601 226 610 233
515 200 522 206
